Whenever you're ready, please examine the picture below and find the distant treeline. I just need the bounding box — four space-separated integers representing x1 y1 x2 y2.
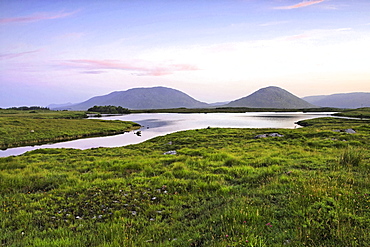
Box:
4 106 50 111
88 105 131 114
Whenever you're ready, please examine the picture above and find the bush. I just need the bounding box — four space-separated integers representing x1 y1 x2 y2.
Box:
88 105 130 114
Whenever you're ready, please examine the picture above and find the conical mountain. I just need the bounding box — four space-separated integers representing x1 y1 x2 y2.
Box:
226 86 316 108
61 87 209 110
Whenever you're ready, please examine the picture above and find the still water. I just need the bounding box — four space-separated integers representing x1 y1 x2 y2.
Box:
0 112 334 157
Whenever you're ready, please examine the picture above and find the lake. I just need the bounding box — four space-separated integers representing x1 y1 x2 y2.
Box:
0 112 334 157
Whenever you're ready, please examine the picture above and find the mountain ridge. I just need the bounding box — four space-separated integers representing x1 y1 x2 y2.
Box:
302 92 370 108
51 86 368 111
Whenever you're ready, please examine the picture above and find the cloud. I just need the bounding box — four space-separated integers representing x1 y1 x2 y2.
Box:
0 49 41 59
57 32 86 40
259 21 290 27
274 0 325 10
282 28 352 41
81 71 107 74
61 59 199 76
0 10 78 24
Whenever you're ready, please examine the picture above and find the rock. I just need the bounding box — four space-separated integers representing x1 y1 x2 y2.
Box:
268 133 284 137
332 129 356 134
254 134 267 139
254 133 283 138
164 150 177 155
344 129 356 134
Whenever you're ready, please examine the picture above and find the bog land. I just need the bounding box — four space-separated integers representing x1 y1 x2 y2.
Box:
0 110 140 149
0 108 369 246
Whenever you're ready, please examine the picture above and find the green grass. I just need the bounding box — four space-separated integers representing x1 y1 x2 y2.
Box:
0 117 369 246
333 107 370 119
297 116 370 128
0 109 88 119
0 110 140 149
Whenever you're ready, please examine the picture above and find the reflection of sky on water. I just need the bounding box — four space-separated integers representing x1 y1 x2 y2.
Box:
138 119 186 129
0 112 334 157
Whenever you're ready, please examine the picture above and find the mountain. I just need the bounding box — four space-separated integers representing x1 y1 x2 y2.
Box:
225 86 316 109
302 93 370 108
209 101 231 107
57 87 209 110
48 102 73 109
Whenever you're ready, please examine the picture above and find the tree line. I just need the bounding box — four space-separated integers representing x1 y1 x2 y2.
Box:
88 105 131 114
4 106 50 111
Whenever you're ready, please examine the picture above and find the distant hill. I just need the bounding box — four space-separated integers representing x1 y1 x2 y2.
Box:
225 86 316 109
57 87 209 110
209 101 231 107
48 102 73 109
302 93 370 108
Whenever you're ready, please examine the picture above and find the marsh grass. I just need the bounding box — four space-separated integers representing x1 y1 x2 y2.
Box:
338 146 364 167
0 110 140 149
0 117 369 246
333 107 370 119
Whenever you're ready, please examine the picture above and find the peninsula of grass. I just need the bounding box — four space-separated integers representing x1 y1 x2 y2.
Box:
333 107 370 119
1 117 369 246
0 110 140 149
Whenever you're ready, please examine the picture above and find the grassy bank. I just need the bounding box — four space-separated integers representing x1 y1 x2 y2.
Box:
333 107 370 119
0 109 88 119
0 110 140 149
1 117 369 246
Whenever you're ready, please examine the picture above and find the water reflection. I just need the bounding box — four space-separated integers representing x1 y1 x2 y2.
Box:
0 112 334 157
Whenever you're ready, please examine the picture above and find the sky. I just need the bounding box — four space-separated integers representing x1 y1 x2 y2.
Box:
1 0 370 107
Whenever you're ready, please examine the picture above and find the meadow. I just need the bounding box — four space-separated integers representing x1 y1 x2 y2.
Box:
0 110 140 149
1 114 369 246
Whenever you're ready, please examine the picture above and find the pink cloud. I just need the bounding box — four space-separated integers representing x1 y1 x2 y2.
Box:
61 59 199 76
0 11 78 24
0 49 41 59
275 0 325 10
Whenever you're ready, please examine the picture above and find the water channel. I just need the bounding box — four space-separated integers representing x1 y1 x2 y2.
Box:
0 112 335 157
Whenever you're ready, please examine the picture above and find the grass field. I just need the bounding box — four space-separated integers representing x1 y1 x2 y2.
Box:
1 116 369 246
333 107 370 119
0 110 140 149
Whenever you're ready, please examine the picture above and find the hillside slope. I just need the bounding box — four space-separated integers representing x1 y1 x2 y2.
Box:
225 86 316 108
58 87 209 110
303 92 370 108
